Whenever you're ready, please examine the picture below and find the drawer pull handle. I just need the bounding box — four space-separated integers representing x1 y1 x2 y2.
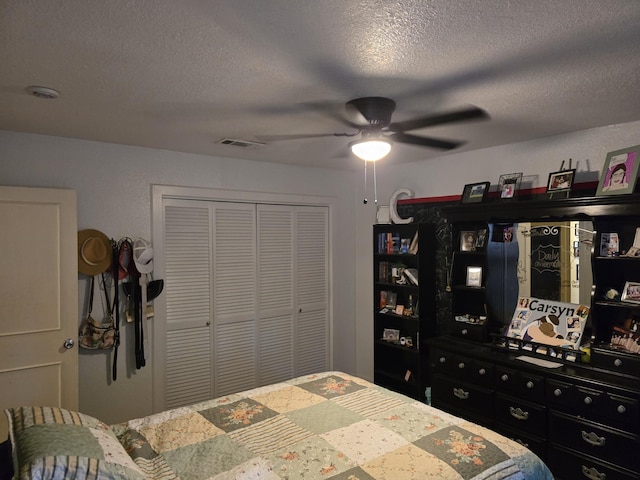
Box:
439 357 446 363
453 388 469 400
461 329 468 335
458 362 465 369
509 406 529 421
581 430 606 447
526 381 534 389
581 465 606 480
554 388 562 396
614 358 622 367
584 396 592 405
501 374 509 382
478 368 486 375
617 405 626 414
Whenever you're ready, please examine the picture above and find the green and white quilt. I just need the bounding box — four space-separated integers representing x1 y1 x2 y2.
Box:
111 372 553 479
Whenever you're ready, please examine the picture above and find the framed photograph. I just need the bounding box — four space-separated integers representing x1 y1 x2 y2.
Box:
460 230 477 251
382 328 400 342
476 228 488 248
596 145 640 196
461 181 490 204
466 266 483 287
622 282 640 304
547 169 576 193
498 173 523 199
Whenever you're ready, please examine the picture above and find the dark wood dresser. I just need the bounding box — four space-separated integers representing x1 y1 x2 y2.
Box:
429 336 640 479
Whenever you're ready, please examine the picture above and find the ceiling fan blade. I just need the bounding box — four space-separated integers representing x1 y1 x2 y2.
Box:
391 133 463 150
254 132 356 142
388 106 488 133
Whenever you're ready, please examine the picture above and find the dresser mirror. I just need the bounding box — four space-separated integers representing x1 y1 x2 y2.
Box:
485 220 594 334
514 220 593 306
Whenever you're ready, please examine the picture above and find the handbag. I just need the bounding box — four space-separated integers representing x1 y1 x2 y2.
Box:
79 275 116 349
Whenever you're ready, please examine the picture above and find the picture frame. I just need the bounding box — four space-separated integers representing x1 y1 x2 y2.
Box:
382 328 400 342
621 281 640 304
466 266 483 287
498 172 523 199
460 230 477 251
475 228 488 248
547 169 576 193
596 145 640 196
461 181 490 204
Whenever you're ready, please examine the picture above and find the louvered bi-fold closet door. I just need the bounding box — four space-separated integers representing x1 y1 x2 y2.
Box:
162 200 328 408
213 203 258 396
256 205 329 385
295 206 329 375
164 200 214 409
257 205 295 385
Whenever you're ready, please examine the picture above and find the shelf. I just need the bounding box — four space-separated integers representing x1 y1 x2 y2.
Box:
594 299 640 310
452 285 486 292
376 310 419 320
375 339 419 352
376 282 418 289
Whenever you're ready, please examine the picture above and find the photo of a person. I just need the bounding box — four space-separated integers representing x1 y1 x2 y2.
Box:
548 170 575 191
460 231 477 251
501 183 515 198
603 161 629 192
597 147 639 196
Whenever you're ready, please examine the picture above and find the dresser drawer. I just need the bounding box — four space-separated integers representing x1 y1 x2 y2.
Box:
450 321 487 342
591 346 640 379
492 424 547 461
549 410 639 472
548 443 640 480
432 375 493 422
431 349 495 387
495 365 545 402
494 393 546 438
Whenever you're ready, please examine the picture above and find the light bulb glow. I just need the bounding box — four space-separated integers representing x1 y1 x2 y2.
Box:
350 139 391 161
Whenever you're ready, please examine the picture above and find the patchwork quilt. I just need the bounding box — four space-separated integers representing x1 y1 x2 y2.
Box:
111 372 553 479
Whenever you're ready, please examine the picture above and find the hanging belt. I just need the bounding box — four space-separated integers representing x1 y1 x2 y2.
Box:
111 240 121 381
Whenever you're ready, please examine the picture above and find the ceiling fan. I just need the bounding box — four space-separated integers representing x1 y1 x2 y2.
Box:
258 97 489 161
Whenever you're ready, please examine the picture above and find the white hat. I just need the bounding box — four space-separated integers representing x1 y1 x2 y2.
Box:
133 238 154 274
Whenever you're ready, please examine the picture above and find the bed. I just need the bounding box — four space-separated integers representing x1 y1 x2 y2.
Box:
5 371 553 479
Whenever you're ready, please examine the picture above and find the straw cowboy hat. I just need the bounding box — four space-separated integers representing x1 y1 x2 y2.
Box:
78 229 112 276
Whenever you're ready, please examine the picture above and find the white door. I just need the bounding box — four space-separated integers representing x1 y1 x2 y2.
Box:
0 186 78 440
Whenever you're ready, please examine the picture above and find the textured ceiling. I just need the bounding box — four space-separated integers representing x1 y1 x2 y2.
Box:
1 0 640 170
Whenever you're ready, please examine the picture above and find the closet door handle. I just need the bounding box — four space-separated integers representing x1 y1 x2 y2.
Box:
581 430 605 447
453 388 469 400
509 406 529 420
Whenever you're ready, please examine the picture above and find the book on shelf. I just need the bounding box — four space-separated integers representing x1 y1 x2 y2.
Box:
378 261 389 282
408 230 419 255
403 268 419 286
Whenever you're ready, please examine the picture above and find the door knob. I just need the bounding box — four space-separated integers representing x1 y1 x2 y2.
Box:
63 338 75 349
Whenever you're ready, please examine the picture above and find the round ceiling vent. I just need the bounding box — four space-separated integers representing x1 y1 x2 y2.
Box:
26 86 60 99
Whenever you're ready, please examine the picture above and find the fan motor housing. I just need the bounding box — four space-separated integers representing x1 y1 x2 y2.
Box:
347 97 396 127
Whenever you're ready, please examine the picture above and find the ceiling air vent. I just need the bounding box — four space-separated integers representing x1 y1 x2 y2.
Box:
216 138 266 149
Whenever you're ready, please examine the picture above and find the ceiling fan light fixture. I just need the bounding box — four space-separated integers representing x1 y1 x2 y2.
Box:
350 139 392 161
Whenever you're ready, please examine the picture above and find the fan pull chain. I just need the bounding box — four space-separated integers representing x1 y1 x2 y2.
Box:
373 160 378 204
363 160 368 204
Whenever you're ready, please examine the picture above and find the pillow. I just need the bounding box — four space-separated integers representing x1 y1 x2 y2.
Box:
5 406 145 480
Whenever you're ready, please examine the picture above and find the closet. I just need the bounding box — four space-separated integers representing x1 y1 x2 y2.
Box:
157 197 329 410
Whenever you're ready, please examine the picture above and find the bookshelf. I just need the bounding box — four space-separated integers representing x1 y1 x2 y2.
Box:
373 223 436 400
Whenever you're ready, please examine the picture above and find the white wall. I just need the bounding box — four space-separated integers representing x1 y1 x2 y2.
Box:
4 119 640 421
0 130 358 424
354 120 640 380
